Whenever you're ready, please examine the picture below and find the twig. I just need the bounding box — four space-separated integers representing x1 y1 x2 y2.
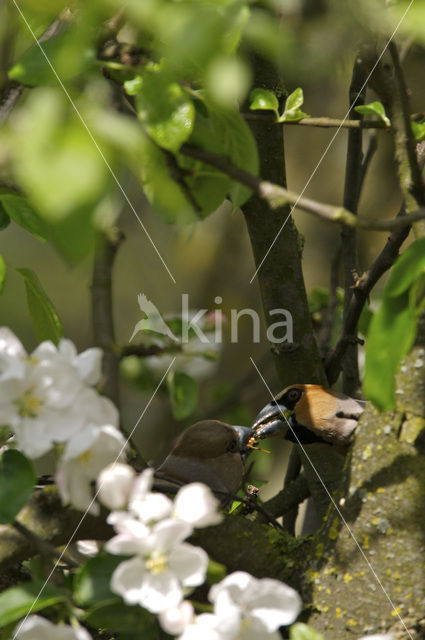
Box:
91 230 124 406
12 520 79 569
325 205 409 384
388 41 425 236
358 132 378 194
180 144 425 231
119 343 182 359
259 472 310 522
340 55 368 395
243 113 389 129
281 447 303 535
326 135 425 384
318 244 341 356
163 149 203 219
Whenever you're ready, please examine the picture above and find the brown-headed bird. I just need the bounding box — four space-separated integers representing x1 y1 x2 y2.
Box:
154 420 251 504
251 384 365 446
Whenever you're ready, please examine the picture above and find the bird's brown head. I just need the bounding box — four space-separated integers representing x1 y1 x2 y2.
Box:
251 384 364 445
171 420 247 459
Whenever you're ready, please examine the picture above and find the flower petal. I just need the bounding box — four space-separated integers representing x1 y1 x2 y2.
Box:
138 569 183 613
110 556 147 604
174 483 223 528
169 542 209 587
97 463 136 510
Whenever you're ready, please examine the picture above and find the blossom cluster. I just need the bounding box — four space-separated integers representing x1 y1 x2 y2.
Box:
0 328 126 514
97 464 302 639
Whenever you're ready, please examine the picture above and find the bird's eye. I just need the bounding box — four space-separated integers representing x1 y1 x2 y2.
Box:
286 387 302 403
227 439 238 453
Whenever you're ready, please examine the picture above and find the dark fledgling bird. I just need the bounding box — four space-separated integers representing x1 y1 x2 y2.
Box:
251 384 365 446
154 420 251 504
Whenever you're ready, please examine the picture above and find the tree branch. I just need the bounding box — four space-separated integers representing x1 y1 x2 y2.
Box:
180 144 425 231
388 41 425 238
260 469 310 523
243 113 389 129
325 206 409 384
91 231 124 406
340 55 368 395
0 489 112 572
119 343 183 359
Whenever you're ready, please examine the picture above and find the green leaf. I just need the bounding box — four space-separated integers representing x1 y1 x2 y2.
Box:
12 88 108 223
50 207 96 263
140 135 198 225
0 450 35 524
249 87 279 115
135 68 195 152
290 622 325 640
16 267 64 344
0 191 49 241
385 237 425 297
0 580 68 626
308 287 329 313
412 120 425 142
354 101 390 126
8 29 95 87
83 599 157 634
179 100 259 212
0 254 6 295
0 204 10 231
364 292 417 411
123 75 143 96
207 55 251 108
73 553 126 607
279 88 310 122
167 370 198 420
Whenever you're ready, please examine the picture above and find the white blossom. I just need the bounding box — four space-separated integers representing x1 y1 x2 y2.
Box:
178 613 227 640
127 468 173 523
208 571 302 639
56 424 126 514
14 615 92 640
97 463 136 510
0 359 84 458
158 600 195 635
173 483 223 528
106 517 208 613
0 329 115 459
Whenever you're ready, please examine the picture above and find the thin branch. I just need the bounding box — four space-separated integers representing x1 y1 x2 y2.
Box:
180 144 425 231
340 55 368 395
91 230 124 407
388 41 425 235
259 472 310 522
318 245 341 356
0 489 112 572
243 113 389 129
12 520 79 569
358 132 378 194
119 343 183 359
325 205 409 384
281 447 303 535
326 134 425 383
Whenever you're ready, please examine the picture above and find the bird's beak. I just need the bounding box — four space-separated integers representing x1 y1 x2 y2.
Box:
251 402 293 440
232 425 254 452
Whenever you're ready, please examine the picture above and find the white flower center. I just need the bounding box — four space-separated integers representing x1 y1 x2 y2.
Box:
14 386 44 417
146 550 168 575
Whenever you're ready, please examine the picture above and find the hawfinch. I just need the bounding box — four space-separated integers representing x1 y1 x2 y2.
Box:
155 420 251 503
252 384 365 446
